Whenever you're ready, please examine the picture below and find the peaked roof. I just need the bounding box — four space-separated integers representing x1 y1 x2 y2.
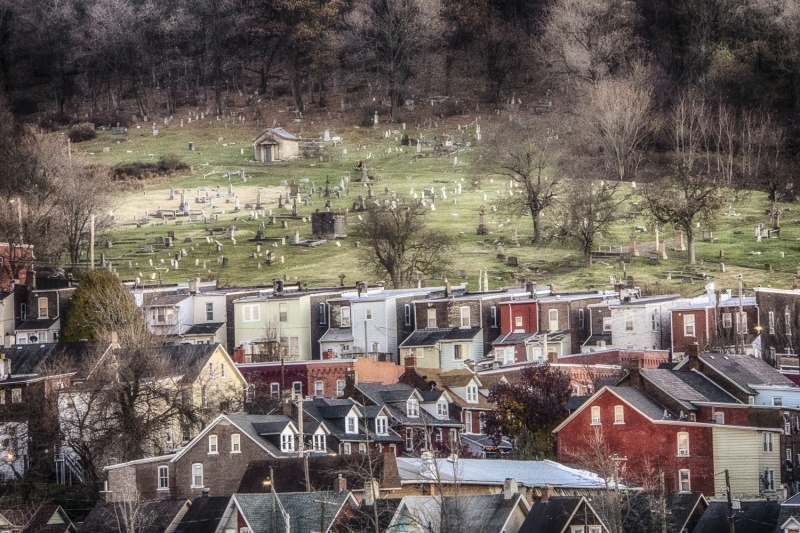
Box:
0 341 104 377
518 497 585 533
79 500 189 533
253 127 299 144
0 504 75 533
173 496 230 533
395 494 528 533
399 327 482 348
639 368 741 410
183 322 225 336
693 500 779 533
678 353 796 394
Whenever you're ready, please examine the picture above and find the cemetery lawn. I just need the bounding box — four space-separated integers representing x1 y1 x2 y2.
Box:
77 111 800 296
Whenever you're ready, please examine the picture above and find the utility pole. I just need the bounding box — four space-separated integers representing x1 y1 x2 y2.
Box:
738 280 744 355
726 469 735 533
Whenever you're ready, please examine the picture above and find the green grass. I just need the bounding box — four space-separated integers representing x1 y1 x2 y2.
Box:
75 113 800 296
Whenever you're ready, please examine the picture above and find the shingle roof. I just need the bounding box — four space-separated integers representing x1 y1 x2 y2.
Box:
80 500 189 533
399 329 451 348
146 294 191 306
279 491 352 533
397 494 524 533
641 369 741 410
318 328 354 343
0 341 102 378
173 496 229 533
609 386 674 420
698 352 796 393
492 332 537 345
225 413 290 456
0 505 74 533
232 494 286 533
566 395 590 411
16 318 59 331
694 501 779 533
518 497 582 533
238 454 402 493
302 398 402 443
152 343 221 381
348 499 402 533
183 322 224 336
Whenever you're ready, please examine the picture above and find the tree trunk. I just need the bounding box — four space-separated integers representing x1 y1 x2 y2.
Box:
686 227 696 264
532 210 542 244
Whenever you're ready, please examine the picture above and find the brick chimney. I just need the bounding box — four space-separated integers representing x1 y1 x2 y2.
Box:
334 474 347 493
445 279 452 298
503 478 519 500
201 488 210 498
627 358 641 389
344 368 358 398
540 485 554 502
685 343 700 371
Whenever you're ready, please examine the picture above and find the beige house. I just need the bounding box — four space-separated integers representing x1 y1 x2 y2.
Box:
252 127 299 162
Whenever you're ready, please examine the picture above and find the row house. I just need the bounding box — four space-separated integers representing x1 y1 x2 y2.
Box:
756 288 800 366
583 293 687 353
233 283 342 362
15 284 75 345
345 379 464 456
319 284 452 361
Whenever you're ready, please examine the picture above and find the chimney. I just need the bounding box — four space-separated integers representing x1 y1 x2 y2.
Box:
282 398 294 416
445 279 452 298
364 478 380 506
540 485 554 502
503 478 519 500
526 281 536 299
548 284 554 295
345 368 358 393
334 474 347 493
404 355 417 369
201 488 210 498
4 334 12 349
273 279 284 293
685 343 700 370
188 277 200 294
628 358 641 389
0 355 8 380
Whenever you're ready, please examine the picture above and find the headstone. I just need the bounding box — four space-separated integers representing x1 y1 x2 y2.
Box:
720 263 726 272
659 242 667 260
294 230 301 244
629 234 639 257
511 229 519 247
189 142 194 151
677 230 686 251
324 129 331 141
374 111 379 126
507 256 518 267
477 206 488 235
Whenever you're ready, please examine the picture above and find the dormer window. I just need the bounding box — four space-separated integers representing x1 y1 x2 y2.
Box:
346 414 358 434
466 384 478 404
437 401 448 418
281 431 294 452
376 416 388 435
407 399 419 417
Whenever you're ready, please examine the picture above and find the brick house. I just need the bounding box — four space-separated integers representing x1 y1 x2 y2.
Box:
535 291 616 354
0 243 33 293
755 288 800 365
15 286 75 344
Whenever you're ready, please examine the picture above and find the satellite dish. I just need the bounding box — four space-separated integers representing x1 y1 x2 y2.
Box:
30 335 38 343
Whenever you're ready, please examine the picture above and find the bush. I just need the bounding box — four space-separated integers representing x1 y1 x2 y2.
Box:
67 123 97 143
158 153 188 172
440 100 465 118
38 114 71 132
361 106 376 127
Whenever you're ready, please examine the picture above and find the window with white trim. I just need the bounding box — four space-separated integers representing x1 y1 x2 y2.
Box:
313 433 326 451
466 384 478 403
359 442 367 454
504 346 515 364
292 381 302 399
614 405 624 424
603 317 612 332
37 297 48 319
315 381 324 397
437 401 448 418
465 412 473 433
453 344 465 361
206 302 214 321
491 306 498 328
723 312 732 328
678 432 689 456
625 312 634 332
270 382 280 398
769 311 776 334
341 306 351 327
460 306 471 327
319 303 328 325
208 362 215 379
591 406 601 425
208 435 218 453
765 468 775 491
427 309 436 328
407 399 419 417
579 309 585 329
406 428 414 449
278 302 288 322
231 434 241 453
346 415 358 433
404 304 412 326
343 442 352 455
774 397 783 407
548 309 558 331
436 428 443 442
515 316 523 329
158 466 169 489
281 432 294 452
376 416 388 435
192 464 203 487
336 380 346 397
684 314 695 337
242 305 260 323
678 469 690 492
714 412 725 425
764 432 774 452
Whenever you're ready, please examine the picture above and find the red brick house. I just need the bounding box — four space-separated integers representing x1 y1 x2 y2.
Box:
0 243 33 293
670 304 716 357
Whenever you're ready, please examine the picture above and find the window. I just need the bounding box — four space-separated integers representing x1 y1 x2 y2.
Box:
603 317 612 332
614 405 624 424
292 381 302 399
678 432 689 456
504 347 515 364
270 382 280 398
479 412 486 433
579 309 585 329
346 415 358 433
764 432 774 452
158 466 169 489
231 434 241 453
313 434 326 451
427 309 436 328
406 428 414 449
436 428 443 442
460 306 471 327
242 305 260 322
714 412 725 424
684 314 695 337
788 448 792 462
208 435 218 453
765 468 775 491
769 311 776 334
690 413 697 422
774 397 783 407
343 442 352 455
376 416 388 435
281 432 294 452
192 464 203 487
358 443 367 454
407 399 420 417
571 527 584 533
453 344 464 360
336 380 346 397
437 401 448 418
787 310 793 335
515 316 523 328
220 364 226 378
404 304 412 326
465 412 473 433
652 313 658 331
11 389 21 404
679 469 691 492
279 302 288 322
20 303 26 321
208 362 215 378
314 381 324 397
548 309 558 331
205 302 214 321
341 306 351 327
625 312 634 332
37 297 48 319
365 309 372 320
491 306 498 328
319 303 328 325
738 312 748 333
466 384 478 403
589 528 602 533
723 313 732 328
591 406 601 425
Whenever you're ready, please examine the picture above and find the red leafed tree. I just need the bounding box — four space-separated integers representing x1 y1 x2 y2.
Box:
485 364 571 459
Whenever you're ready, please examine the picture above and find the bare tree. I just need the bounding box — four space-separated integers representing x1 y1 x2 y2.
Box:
642 91 725 264
355 202 455 289
476 123 561 244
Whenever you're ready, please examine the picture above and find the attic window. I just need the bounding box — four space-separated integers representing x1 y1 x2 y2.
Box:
437 401 448 418
466 384 478 404
376 416 388 435
407 399 419 418
346 415 358 434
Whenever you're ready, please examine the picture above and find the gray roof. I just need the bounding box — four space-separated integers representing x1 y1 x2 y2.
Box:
80 499 189 533
0 341 103 379
146 293 191 306
16 317 59 331
694 501 779 533
153 343 221 381
318 328 354 344
399 327 482 348
609 294 681 307
233 494 286 533
397 494 524 533
609 386 674 420
303 398 402 443
268 127 299 141
356 383 462 428
492 332 537 345
173 497 229 533
641 369 741 410
226 413 291 456
518 497 582 533
280 491 352 533
184 322 225 336
698 352 796 393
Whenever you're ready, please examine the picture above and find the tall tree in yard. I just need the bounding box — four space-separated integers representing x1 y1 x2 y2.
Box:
485 364 571 459
355 202 455 289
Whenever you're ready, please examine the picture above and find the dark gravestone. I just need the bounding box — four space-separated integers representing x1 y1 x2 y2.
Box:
507 256 518 267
